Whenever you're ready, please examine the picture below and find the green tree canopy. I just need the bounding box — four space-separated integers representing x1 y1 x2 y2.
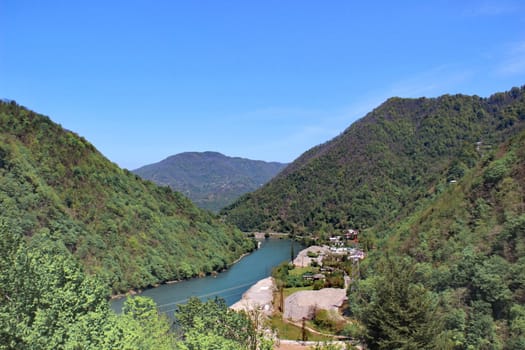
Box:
352 256 441 350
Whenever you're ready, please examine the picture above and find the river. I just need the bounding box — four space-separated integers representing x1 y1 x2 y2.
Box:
111 238 303 316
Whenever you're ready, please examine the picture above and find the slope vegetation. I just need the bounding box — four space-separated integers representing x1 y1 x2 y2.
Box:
134 151 287 212
222 87 525 235
0 100 255 293
351 128 525 348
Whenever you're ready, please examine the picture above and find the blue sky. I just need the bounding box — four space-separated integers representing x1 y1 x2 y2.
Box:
1 1 525 169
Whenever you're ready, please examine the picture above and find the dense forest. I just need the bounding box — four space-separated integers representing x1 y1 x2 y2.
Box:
0 222 271 349
351 127 525 349
222 87 525 236
0 100 255 294
134 151 287 212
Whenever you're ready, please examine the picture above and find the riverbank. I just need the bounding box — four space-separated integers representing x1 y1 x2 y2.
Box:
230 276 275 315
230 244 361 348
110 238 303 313
230 251 251 265
110 248 256 301
252 231 290 240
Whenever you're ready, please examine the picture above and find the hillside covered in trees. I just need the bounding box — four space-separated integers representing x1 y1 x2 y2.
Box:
0 222 271 349
222 86 525 236
134 151 287 212
223 86 525 348
351 126 525 349
0 100 255 294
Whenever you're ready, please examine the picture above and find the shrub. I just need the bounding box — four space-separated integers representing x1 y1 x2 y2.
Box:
307 251 319 258
313 280 324 290
313 309 342 333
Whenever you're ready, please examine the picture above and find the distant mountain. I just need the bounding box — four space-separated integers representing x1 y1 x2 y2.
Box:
222 86 525 234
133 152 287 212
0 101 255 293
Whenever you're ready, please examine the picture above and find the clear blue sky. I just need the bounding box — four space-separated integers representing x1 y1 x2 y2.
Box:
1 1 524 169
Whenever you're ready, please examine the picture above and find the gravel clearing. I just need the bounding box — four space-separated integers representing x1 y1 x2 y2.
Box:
230 277 275 316
292 245 331 267
283 288 348 322
277 340 359 350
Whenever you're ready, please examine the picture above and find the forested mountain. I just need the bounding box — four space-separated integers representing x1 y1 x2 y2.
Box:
222 86 525 235
222 86 525 348
351 126 525 349
134 152 287 212
0 100 255 294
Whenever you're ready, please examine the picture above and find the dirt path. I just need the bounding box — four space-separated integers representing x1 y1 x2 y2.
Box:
283 318 350 340
275 339 360 350
275 340 311 350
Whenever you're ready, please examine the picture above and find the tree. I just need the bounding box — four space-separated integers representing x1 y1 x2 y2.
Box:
352 256 441 350
178 316 246 350
0 220 183 349
0 221 114 349
116 296 176 349
174 297 256 349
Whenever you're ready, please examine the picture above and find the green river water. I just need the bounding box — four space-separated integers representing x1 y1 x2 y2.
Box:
111 238 303 316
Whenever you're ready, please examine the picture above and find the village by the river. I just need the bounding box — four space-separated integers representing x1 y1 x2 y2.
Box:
111 233 365 349
230 234 365 349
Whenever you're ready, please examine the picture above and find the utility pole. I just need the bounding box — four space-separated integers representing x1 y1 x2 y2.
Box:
280 284 284 312
301 317 307 342
351 258 360 293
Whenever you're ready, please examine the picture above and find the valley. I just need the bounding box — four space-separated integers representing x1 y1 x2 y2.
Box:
1 85 524 349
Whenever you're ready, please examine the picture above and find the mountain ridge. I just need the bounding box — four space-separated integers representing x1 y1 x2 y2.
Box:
222 86 525 234
134 151 287 212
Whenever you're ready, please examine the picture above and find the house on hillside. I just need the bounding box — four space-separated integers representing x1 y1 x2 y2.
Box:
345 229 359 241
320 266 335 273
329 246 347 254
329 236 344 246
349 250 365 261
303 272 326 281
